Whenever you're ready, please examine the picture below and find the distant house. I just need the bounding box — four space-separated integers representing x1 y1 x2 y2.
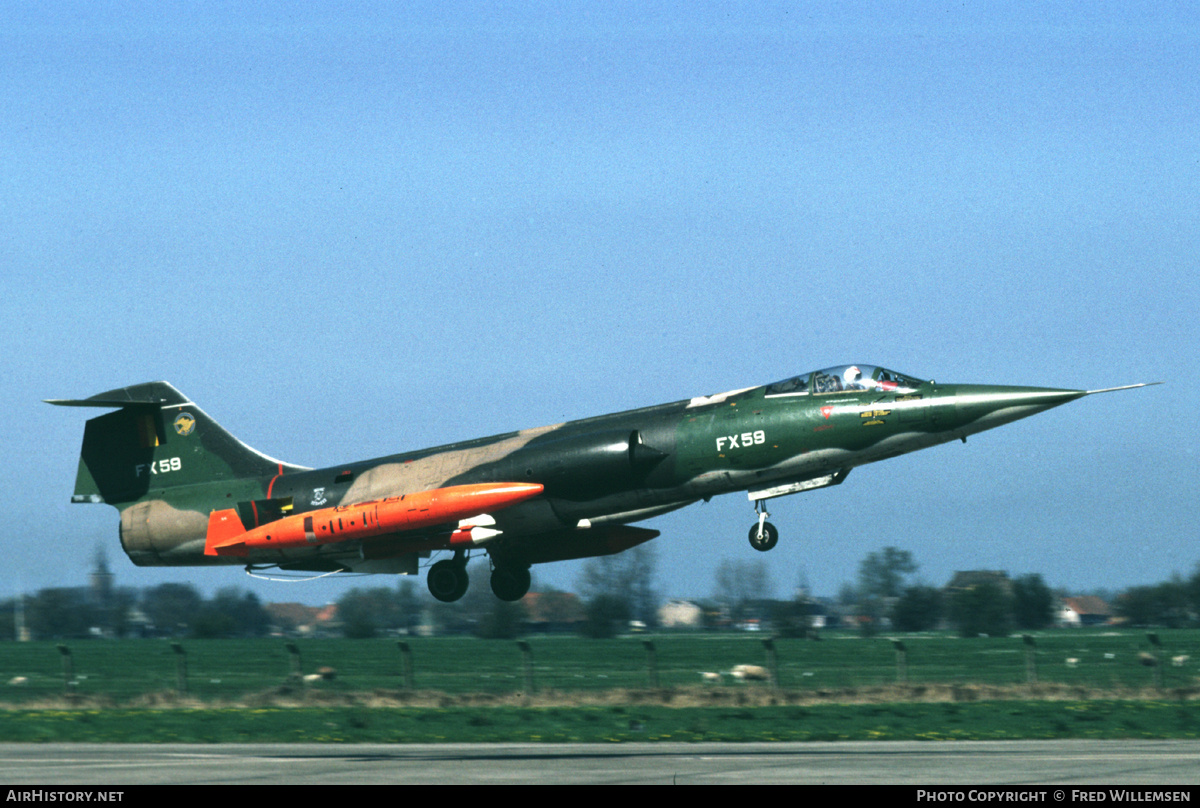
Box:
658 599 703 630
1057 596 1113 627
522 591 585 633
266 602 339 636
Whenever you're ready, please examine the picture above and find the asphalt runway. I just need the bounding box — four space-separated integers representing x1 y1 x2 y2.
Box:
1 740 1198 785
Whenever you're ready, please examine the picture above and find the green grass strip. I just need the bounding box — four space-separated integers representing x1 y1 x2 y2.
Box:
2 701 1200 743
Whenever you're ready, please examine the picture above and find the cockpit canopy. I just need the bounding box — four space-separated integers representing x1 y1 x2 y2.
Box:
765 365 925 397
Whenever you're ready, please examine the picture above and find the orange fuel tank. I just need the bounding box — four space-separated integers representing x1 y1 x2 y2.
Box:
205 482 544 557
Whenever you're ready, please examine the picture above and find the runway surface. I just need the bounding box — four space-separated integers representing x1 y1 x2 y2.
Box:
1 740 1197 785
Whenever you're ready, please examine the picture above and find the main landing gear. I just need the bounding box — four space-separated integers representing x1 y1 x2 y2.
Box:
426 551 533 603
748 499 779 552
427 551 469 602
490 564 532 602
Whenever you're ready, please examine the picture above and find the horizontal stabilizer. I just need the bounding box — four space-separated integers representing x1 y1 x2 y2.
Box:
46 382 190 408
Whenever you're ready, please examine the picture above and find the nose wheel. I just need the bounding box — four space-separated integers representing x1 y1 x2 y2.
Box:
748 500 779 551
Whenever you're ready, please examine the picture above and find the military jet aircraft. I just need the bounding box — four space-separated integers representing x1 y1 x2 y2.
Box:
50 366 1156 602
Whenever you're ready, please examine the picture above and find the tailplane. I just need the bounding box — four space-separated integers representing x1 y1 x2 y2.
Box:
48 382 306 506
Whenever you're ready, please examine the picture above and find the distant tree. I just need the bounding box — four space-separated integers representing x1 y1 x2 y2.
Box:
949 581 1012 638
771 595 816 638
892 585 943 632
627 545 659 628
0 599 16 640
27 588 95 640
771 570 818 637
1117 577 1190 628
1011 574 1055 630
1117 586 1156 627
577 545 658 634
580 593 630 639
395 579 422 635
191 606 234 639
192 588 270 638
475 598 527 640
107 588 139 638
142 583 203 637
858 547 918 600
846 548 916 636
693 599 724 631
836 582 860 606
425 575 485 635
714 558 772 625
337 587 404 639
1187 564 1200 621
234 590 271 636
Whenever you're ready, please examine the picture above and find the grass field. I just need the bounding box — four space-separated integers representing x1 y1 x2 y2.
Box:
0 630 1194 703
2 701 1199 743
1 630 1198 742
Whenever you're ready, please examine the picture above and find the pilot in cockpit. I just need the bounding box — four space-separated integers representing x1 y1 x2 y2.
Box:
844 366 866 390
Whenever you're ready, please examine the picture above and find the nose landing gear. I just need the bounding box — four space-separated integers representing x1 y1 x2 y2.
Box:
748 499 778 551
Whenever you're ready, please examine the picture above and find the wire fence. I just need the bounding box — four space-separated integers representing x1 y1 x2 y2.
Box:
0 630 1194 704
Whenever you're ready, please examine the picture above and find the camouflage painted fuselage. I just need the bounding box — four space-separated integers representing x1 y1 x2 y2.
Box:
53 364 1103 583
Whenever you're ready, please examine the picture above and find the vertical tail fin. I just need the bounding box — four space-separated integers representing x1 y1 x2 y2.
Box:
48 382 306 505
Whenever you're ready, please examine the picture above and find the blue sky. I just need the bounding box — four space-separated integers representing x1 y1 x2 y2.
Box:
3 3 1197 607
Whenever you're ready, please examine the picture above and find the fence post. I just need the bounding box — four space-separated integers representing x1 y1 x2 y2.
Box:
397 641 414 691
285 642 302 685
56 644 74 695
516 641 534 703
642 640 659 689
762 637 779 692
1147 633 1163 689
171 642 188 695
891 639 907 684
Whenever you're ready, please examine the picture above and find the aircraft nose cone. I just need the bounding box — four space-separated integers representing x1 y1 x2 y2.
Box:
951 385 1088 434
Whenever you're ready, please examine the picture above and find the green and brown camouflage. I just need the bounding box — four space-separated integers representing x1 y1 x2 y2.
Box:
49 365 1157 602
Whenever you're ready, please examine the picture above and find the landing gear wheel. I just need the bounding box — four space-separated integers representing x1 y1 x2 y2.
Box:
428 559 470 602
490 565 532 602
748 521 779 552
